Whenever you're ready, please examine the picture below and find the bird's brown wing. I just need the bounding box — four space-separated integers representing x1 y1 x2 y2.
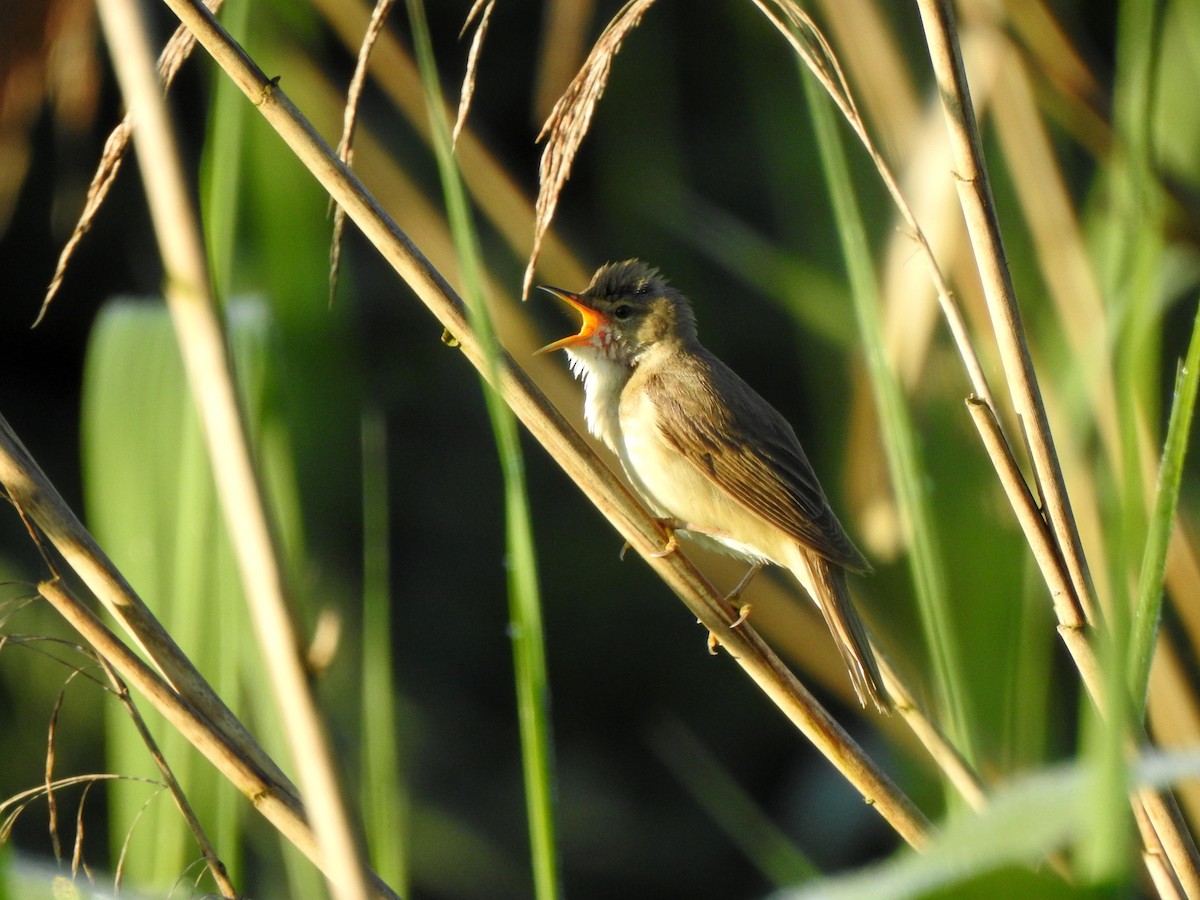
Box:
646 348 869 572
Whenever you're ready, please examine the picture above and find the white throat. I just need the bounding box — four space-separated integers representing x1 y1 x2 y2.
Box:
564 347 630 453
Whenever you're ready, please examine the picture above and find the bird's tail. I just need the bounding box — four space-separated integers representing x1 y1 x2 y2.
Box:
788 548 889 714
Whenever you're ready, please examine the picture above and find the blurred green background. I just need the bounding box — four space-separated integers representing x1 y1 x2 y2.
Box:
2 0 1200 897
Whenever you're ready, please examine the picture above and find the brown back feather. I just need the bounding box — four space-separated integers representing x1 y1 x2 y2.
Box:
646 346 870 573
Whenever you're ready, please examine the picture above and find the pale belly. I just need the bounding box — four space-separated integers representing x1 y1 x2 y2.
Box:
617 392 786 568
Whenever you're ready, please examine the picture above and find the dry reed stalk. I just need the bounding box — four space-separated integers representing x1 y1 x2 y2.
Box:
93 0 370 894
875 653 986 811
96 656 238 898
155 0 935 849
914 0 1096 627
917 1 1200 894
329 0 397 305
35 579 396 899
0 414 289 792
965 400 1091 654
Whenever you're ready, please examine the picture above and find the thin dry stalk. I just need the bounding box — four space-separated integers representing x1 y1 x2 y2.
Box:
73 782 99 880
751 0 997 416
1136 783 1200 899
1 774 124 844
37 0 224 324
35 579 396 899
914 0 1096 627
523 0 658 298
157 0 934 849
329 0 397 305
0 414 291 794
97 656 238 898
1135 799 1183 900
45 679 69 859
312 0 593 294
93 0 370 895
966 399 1090 639
876 653 986 811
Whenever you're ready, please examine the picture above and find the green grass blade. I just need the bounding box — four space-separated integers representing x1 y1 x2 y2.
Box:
802 68 976 767
1114 0 1191 718
1079 3 1172 882
780 761 1088 900
199 0 251 304
1129 299 1200 707
406 2 560 897
781 748 1200 899
360 409 409 891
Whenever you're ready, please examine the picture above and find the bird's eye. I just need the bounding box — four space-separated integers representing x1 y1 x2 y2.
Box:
613 303 634 320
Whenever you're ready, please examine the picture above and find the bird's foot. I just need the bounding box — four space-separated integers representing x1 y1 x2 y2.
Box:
620 518 681 560
648 518 681 558
707 629 720 656
649 531 679 559
704 603 752 655
726 562 763 605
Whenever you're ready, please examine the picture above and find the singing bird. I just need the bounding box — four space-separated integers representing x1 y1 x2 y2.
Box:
538 260 887 713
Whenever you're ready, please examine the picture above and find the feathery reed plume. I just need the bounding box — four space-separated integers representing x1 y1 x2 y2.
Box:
523 0 657 298
38 0 225 325
454 0 496 147
329 0 397 306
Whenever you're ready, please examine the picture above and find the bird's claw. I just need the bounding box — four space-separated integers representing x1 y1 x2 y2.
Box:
649 531 679 558
704 603 752 655
621 519 680 560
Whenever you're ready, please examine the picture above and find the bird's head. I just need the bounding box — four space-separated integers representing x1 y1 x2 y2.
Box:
536 260 697 365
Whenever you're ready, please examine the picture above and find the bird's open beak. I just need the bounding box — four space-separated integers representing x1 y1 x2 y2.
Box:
535 285 607 354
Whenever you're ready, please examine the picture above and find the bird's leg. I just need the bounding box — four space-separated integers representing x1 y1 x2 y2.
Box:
704 562 763 654
725 562 762 622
